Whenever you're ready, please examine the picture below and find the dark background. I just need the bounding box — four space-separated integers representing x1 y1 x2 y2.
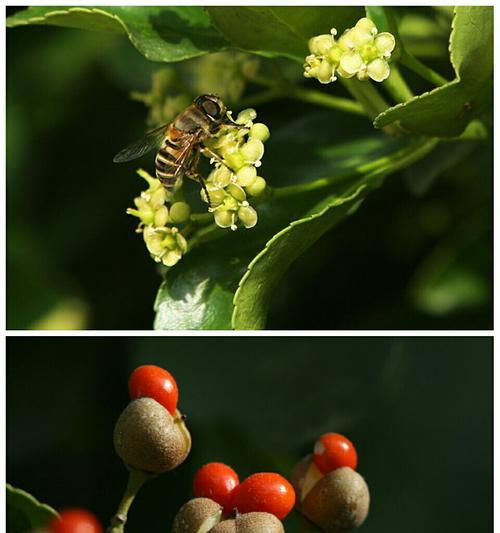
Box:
6 9 493 330
7 337 493 533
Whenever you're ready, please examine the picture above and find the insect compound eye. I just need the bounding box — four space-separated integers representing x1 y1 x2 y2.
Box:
198 96 221 119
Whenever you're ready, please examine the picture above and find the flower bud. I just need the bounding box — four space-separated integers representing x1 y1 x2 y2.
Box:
301 467 370 533
327 45 343 64
236 165 257 187
236 108 257 125
172 498 223 533
127 205 154 226
223 196 239 211
214 209 235 229
201 186 226 206
238 204 258 229
224 150 247 171
137 168 157 188
150 187 167 209
249 123 270 142
240 139 265 164
154 205 169 227
309 34 334 55
245 176 267 197
317 60 334 84
113 398 191 474
209 166 233 188
226 183 246 202
163 250 183 267
169 202 191 224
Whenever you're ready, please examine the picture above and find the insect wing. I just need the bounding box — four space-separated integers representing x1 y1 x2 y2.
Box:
172 135 200 177
113 124 168 163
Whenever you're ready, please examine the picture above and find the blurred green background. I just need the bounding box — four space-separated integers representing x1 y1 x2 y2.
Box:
7 8 493 329
7 337 492 533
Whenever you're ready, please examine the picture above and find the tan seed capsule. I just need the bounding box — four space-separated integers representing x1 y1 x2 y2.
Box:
235 512 284 533
290 454 323 505
301 467 370 533
209 519 236 533
172 498 223 533
113 397 191 474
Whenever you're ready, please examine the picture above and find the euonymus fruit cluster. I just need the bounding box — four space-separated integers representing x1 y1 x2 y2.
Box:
172 463 295 532
48 365 370 533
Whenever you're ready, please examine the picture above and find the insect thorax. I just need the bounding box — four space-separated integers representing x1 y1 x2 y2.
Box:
174 106 211 135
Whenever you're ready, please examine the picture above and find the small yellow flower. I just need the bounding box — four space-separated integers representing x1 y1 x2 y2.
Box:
303 17 396 84
200 108 269 230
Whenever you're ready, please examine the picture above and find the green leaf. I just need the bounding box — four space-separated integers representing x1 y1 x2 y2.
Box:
232 138 437 329
7 484 58 533
6 6 228 62
374 6 493 137
154 123 437 329
153 235 246 330
206 6 363 61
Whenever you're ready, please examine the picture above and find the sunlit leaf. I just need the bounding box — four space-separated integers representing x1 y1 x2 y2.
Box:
374 6 493 137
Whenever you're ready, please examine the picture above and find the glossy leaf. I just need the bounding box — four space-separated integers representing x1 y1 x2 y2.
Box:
374 6 493 137
206 7 363 61
232 138 437 329
6 6 228 62
7 484 58 533
154 129 437 329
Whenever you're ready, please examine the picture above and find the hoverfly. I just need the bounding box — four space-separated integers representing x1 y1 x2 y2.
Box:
113 94 238 204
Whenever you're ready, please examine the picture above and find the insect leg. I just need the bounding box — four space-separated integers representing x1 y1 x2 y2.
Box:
187 170 212 209
200 146 231 169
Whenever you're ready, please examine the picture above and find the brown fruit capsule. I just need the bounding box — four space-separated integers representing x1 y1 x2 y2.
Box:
172 498 223 533
235 512 284 533
114 397 191 474
209 519 236 533
301 467 370 533
290 454 323 506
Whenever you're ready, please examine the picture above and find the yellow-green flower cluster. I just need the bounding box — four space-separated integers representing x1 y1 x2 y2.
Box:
304 17 396 84
127 169 191 267
202 108 270 231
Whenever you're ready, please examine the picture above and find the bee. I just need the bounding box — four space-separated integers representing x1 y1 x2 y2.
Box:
113 94 238 204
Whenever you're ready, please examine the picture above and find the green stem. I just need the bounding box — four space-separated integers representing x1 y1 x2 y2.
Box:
289 86 365 115
383 66 414 103
249 73 365 116
275 138 439 198
340 78 401 136
107 469 150 533
190 212 213 224
341 78 388 119
400 52 448 86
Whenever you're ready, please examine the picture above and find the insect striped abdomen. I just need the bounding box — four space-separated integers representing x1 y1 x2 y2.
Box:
155 140 182 191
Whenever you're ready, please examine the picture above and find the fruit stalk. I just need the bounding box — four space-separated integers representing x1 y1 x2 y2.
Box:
107 469 151 533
